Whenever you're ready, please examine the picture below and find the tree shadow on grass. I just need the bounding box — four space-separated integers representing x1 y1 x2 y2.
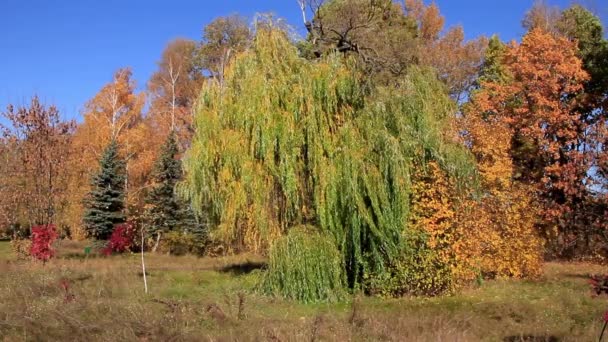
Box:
66 273 94 283
217 260 266 275
561 273 595 280
503 335 559 342
60 253 102 260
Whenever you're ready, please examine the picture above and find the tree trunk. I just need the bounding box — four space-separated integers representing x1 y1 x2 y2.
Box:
152 232 162 252
141 226 148 294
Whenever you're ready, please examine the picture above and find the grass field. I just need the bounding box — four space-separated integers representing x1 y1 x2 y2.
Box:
0 240 606 341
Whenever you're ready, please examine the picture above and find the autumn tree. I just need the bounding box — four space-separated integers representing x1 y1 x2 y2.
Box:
0 97 75 228
301 0 419 82
83 68 145 142
148 38 204 149
405 0 488 101
0 137 23 234
522 0 561 34
197 15 252 83
302 0 487 98
81 68 148 194
467 29 591 255
558 6 608 167
461 36 543 278
83 140 126 240
66 68 148 237
505 29 589 216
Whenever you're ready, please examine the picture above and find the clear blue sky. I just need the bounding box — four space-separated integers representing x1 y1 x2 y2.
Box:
1 0 605 122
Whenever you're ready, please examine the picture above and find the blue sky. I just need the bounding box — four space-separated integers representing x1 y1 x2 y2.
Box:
0 0 605 122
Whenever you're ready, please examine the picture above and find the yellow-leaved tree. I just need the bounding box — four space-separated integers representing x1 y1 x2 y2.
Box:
458 34 544 280
66 68 149 238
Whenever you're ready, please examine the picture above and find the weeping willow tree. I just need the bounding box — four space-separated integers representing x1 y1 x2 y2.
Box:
180 26 476 291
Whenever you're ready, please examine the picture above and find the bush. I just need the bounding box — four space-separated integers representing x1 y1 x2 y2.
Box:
591 274 608 296
10 238 32 260
261 227 346 303
103 223 136 255
365 237 453 297
30 224 58 263
6 223 29 240
589 274 608 340
161 231 205 256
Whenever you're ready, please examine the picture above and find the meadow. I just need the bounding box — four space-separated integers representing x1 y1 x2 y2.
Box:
0 240 605 341
1 1 608 341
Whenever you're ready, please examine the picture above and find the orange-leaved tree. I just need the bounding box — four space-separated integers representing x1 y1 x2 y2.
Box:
405 0 488 101
148 38 204 151
0 97 75 230
66 69 149 238
465 28 591 257
459 33 544 279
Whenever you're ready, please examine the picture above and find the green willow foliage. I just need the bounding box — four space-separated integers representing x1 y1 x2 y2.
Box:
180 27 476 294
261 227 346 303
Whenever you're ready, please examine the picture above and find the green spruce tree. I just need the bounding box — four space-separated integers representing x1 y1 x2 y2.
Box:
83 139 126 240
478 35 508 85
145 131 204 249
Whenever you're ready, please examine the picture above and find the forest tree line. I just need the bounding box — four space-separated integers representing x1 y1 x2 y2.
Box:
1 0 607 301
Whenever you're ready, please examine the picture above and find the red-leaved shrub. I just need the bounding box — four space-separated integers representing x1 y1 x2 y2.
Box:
589 275 608 340
30 224 58 263
102 223 136 256
591 275 608 296
59 278 75 303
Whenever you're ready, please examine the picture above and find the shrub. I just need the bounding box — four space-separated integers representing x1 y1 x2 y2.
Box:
30 224 58 263
10 238 32 260
7 223 29 239
161 231 205 256
261 227 346 303
365 236 453 297
590 274 608 296
455 187 543 282
102 223 136 255
589 274 608 340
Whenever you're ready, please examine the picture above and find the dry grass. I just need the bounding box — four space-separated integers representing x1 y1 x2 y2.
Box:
0 240 606 341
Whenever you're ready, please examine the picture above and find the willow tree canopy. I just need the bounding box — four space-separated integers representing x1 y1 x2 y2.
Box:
180 27 476 288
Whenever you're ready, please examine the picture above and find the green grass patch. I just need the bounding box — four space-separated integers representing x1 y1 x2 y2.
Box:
0 240 11 261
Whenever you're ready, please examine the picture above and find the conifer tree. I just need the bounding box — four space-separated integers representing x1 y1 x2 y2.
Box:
83 140 126 240
145 132 204 247
478 35 508 85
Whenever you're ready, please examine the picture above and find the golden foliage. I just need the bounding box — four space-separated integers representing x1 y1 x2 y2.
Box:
475 29 589 198
456 187 543 281
148 38 204 151
406 0 488 99
64 68 150 237
463 28 592 257
410 161 455 266
409 159 542 285
457 32 548 280
10 238 32 260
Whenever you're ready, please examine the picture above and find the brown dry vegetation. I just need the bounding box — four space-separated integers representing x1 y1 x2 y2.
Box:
0 240 606 341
